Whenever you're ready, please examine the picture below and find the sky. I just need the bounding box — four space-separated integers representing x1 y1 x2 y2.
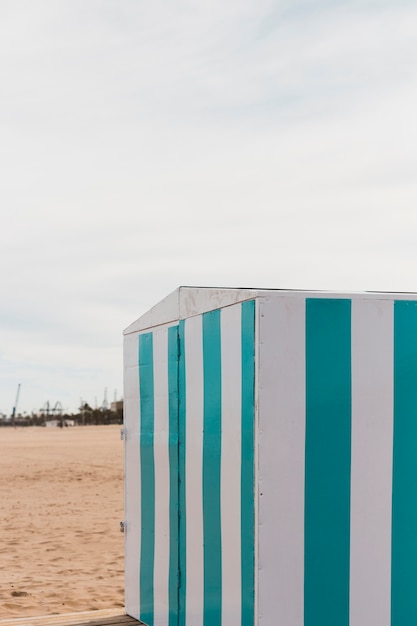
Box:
1 0 416 415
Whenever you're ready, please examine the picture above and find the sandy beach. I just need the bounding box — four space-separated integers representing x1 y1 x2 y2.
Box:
0 425 124 618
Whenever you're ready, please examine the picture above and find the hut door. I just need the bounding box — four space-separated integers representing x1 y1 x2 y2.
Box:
125 299 256 626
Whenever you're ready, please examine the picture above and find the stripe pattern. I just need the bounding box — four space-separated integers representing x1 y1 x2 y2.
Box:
258 296 417 626
134 301 256 626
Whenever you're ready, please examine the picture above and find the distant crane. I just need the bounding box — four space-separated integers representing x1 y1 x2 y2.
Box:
11 384 21 427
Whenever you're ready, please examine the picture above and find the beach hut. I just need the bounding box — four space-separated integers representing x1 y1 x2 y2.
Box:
123 286 417 626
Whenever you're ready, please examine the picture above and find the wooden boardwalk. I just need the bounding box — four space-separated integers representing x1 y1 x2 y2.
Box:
0 609 143 626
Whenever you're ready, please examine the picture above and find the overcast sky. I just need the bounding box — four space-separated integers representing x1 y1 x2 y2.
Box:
1 0 416 414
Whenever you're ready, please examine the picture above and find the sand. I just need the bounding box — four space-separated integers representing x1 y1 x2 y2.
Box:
0 425 124 618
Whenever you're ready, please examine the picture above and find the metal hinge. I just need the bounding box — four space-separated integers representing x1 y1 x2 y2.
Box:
120 520 127 533
120 427 126 440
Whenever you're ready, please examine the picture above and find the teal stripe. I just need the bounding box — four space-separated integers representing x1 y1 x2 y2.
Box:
139 332 155 626
305 299 351 626
202 309 222 626
241 300 256 626
392 301 417 625
168 326 179 626
178 320 187 626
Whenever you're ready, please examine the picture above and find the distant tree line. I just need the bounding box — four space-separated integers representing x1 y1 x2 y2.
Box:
0 404 123 427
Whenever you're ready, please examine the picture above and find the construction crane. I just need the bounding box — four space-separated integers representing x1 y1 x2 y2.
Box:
11 383 21 427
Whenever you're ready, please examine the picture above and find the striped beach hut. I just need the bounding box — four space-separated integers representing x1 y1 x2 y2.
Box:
123 286 417 626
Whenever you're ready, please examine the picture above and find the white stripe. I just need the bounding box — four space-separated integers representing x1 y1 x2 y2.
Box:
124 333 141 619
350 298 393 626
153 327 170 626
184 315 204 625
258 296 305 626
221 304 242 625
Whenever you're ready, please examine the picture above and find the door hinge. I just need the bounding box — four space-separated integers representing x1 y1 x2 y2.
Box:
120 520 127 533
120 427 126 440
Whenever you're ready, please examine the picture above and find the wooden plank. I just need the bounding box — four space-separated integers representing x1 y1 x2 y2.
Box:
0 609 119 624
2 609 125 619
0 616 140 626
0 609 143 626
